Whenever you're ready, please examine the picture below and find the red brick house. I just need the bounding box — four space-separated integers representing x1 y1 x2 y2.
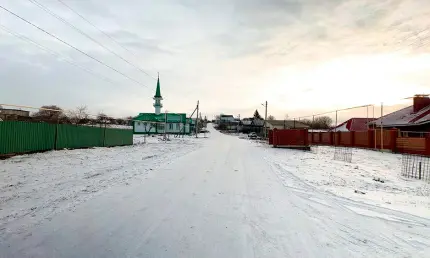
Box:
370 95 430 132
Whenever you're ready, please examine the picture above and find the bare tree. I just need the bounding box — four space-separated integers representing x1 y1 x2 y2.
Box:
267 115 275 120
284 114 289 120
315 116 333 129
96 112 108 124
67 105 89 124
125 116 133 126
300 119 312 126
295 116 332 129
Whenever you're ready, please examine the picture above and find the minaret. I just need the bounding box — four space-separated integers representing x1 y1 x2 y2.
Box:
153 74 163 115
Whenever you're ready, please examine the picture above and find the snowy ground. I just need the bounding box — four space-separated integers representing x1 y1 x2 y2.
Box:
1 126 430 257
263 145 430 218
0 135 202 239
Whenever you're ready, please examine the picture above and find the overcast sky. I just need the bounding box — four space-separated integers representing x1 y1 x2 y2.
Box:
1 0 430 120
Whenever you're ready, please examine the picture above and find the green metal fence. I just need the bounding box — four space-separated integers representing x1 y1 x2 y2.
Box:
0 121 133 155
0 121 55 155
104 128 134 147
56 124 105 150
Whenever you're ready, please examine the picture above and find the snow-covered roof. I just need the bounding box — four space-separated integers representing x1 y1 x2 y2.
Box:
370 105 430 127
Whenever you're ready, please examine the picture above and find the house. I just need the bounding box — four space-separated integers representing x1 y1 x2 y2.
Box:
238 117 264 134
217 114 239 131
265 120 309 130
332 118 375 132
369 95 430 132
219 114 235 123
0 108 30 121
133 76 191 135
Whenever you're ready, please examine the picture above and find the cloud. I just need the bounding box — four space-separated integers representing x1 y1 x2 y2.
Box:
1 0 430 119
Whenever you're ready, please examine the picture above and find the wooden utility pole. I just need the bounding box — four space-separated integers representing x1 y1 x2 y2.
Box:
262 101 268 138
195 101 199 138
164 110 167 141
381 102 384 150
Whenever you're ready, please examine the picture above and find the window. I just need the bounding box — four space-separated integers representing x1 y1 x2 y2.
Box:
137 122 141 126
169 123 173 130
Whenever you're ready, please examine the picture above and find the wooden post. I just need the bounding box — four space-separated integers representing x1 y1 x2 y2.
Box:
195 101 199 138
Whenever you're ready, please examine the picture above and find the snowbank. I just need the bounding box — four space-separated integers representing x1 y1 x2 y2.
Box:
265 146 430 218
0 135 202 238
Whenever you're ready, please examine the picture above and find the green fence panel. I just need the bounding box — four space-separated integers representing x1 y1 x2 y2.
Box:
104 128 133 147
0 121 55 155
56 124 104 150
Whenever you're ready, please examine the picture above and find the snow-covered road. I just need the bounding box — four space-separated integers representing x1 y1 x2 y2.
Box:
1 126 430 257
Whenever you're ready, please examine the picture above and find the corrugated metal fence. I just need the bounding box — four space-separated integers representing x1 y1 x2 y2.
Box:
0 121 133 155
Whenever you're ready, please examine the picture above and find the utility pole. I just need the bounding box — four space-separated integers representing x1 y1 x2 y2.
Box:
164 110 167 141
262 101 268 139
381 102 384 150
195 101 199 138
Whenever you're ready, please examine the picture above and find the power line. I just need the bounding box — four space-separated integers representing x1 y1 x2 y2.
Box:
56 0 157 80
0 24 120 87
0 4 148 89
28 0 155 81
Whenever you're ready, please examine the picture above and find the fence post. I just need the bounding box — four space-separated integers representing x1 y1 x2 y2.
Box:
419 162 422 180
304 129 309 146
54 117 60 150
273 128 278 147
329 132 334 145
368 129 374 149
103 121 107 147
390 129 398 153
425 136 430 156
336 132 341 146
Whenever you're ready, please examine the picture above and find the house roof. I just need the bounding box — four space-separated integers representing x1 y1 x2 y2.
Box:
370 105 430 127
134 113 186 123
333 118 375 132
266 120 309 129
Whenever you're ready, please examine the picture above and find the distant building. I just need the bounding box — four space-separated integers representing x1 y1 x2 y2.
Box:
369 95 430 132
238 117 264 134
332 118 375 132
265 120 309 130
0 108 30 121
217 114 238 131
133 76 191 135
219 114 235 123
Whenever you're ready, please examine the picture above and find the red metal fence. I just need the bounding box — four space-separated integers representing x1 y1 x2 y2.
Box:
268 128 430 156
306 129 430 156
271 129 309 148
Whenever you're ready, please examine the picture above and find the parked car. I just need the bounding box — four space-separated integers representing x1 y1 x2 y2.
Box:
248 132 257 139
